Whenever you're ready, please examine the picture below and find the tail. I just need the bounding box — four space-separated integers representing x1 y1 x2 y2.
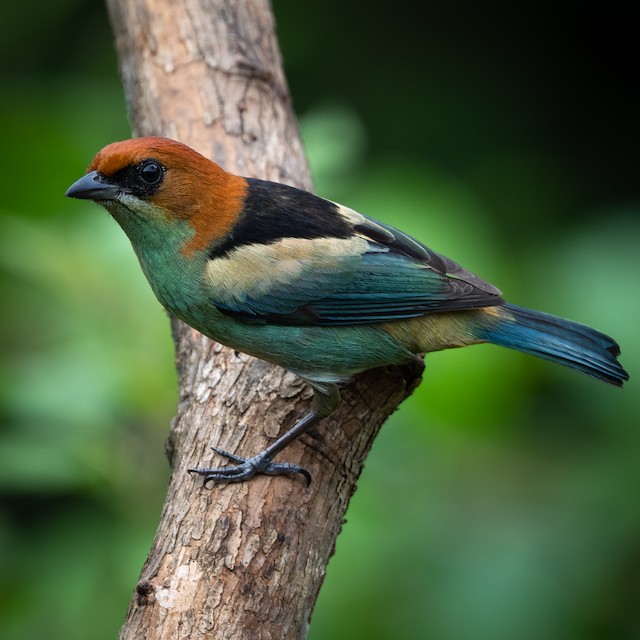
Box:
478 304 629 386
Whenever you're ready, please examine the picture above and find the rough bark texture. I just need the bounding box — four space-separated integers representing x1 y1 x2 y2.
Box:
106 1 424 638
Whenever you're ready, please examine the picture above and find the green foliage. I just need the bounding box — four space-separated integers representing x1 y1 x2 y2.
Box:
1 2 638 639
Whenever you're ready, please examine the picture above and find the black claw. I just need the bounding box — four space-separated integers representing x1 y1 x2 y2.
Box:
298 467 312 487
186 384 337 488
188 448 312 486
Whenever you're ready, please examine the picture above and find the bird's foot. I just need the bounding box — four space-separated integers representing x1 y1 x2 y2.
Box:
188 447 312 486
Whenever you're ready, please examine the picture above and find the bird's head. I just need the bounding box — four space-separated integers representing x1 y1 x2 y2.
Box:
65 137 248 256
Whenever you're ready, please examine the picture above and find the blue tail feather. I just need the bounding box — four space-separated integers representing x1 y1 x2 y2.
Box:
479 303 628 386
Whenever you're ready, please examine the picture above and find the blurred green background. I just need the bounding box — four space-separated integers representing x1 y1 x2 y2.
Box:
1 2 638 639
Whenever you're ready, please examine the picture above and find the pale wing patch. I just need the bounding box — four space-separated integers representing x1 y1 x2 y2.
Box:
334 202 366 226
204 236 369 306
334 202 401 245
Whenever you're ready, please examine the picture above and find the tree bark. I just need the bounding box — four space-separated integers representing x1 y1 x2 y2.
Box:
106 1 424 638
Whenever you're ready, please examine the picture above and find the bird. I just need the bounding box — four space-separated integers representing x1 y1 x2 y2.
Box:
65 136 629 485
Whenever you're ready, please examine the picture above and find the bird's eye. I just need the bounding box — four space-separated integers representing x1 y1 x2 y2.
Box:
139 160 164 185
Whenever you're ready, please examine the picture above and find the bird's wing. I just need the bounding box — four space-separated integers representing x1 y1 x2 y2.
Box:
203 181 503 326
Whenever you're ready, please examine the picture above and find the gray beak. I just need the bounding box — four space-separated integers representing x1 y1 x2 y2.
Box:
65 170 121 201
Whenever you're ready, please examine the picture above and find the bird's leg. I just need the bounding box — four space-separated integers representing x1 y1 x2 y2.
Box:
188 382 340 486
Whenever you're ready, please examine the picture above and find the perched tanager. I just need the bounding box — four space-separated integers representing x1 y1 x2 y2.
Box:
66 137 628 485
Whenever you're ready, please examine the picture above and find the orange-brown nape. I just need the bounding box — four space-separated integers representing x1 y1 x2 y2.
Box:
89 137 248 256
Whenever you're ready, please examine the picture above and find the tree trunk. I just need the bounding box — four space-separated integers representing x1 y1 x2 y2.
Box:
106 1 424 638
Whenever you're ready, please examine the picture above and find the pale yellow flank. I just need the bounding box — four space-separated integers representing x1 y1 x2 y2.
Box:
381 311 490 353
